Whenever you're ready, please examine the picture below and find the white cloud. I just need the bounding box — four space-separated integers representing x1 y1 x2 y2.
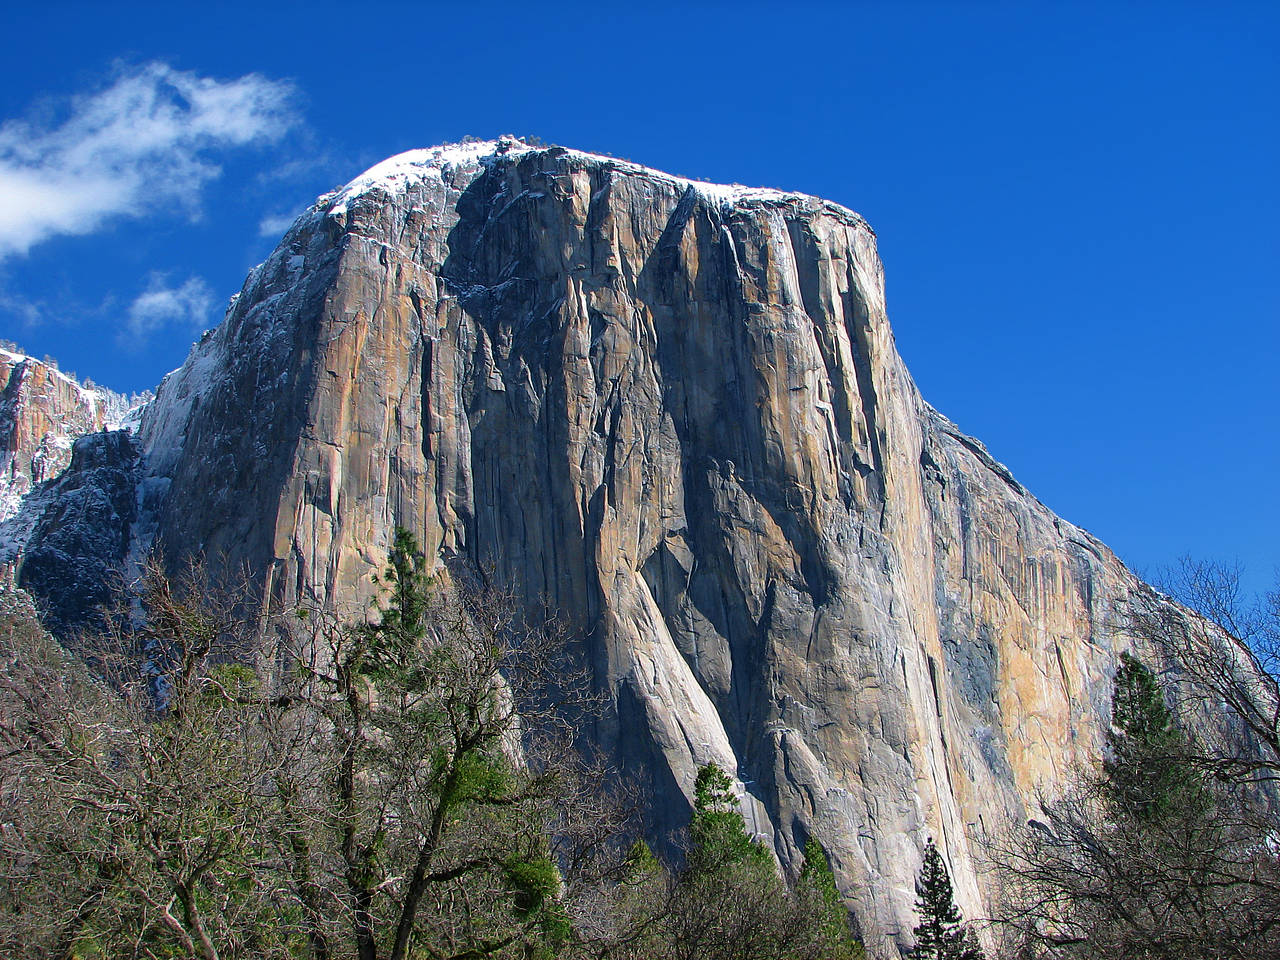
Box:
125 274 213 342
0 288 43 327
258 210 300 238
0 62 298 259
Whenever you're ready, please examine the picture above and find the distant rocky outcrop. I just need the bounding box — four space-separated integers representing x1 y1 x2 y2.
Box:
0 349 110 519
0 141 1244 957
0 348 147 619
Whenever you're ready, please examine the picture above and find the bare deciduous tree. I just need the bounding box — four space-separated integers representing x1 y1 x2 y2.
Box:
2 535 865 960
1 544 642 960
1142 558 1280 788
0 559 302 960
986 613 1280 960
270 529 655 960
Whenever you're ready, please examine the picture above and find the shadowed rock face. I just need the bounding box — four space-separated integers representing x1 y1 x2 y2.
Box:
17 430 141 632
7 142 1190 954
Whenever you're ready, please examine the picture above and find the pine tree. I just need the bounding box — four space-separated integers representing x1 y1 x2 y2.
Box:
912 839 983 960
670 763 793 959
288 528 588 960
799 836 863 960
1104 651 1204 821
362 526 431 671
688 761 773 873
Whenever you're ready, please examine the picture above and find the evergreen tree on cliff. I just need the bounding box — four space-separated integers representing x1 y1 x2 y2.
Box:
798 836 864 960
912 839 983 960
687 761 775 875
1104 651 1203 821
665 761 867 960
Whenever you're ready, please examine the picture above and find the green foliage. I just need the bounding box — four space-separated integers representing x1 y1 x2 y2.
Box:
689 761 773 874
291 526 589 960
799 837 864 960
990 641 1280 958
624 838 661 879
362 527 431 675
1104 652 1205 821
505 855 560 917
913 839 983 960
504 853 572 953
452 747 516 805
206 661 259 699
667 764 870 960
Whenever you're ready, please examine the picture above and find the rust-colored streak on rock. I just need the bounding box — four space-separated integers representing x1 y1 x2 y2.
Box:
5 144 1236 957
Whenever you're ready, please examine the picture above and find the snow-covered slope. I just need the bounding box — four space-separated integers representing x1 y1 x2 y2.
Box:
324 137 870 225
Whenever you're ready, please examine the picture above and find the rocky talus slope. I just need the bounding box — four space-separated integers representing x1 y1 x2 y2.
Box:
0 141 1228 955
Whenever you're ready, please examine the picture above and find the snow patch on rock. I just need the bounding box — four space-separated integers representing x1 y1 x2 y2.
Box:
312 138 871 231
137 328 225 478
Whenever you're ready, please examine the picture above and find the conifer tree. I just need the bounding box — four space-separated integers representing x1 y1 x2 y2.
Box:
1104 651 1204 821
688 761 773 873
987 649 1280 959
286 528 591 960
798 836 863 960
912 839 983 960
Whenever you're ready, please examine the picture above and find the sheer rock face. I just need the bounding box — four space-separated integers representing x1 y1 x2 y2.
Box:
16 430 141 632
0 351 108 521
12 143 1163 954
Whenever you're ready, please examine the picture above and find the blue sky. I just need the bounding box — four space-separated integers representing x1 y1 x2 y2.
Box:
1 1 1276 591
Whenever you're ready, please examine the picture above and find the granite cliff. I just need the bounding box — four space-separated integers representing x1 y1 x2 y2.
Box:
0 350 146 619
0 140 1226 955
0 347 135 521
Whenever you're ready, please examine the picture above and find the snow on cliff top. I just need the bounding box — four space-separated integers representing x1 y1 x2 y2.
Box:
326 138 870 227
0 347 146 431
0 346 89 394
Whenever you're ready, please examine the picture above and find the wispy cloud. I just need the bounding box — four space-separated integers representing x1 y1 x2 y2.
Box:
258 210 301 238
124 274 213 343
0 62 299 260
0 280 120 333
0 288 44 328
